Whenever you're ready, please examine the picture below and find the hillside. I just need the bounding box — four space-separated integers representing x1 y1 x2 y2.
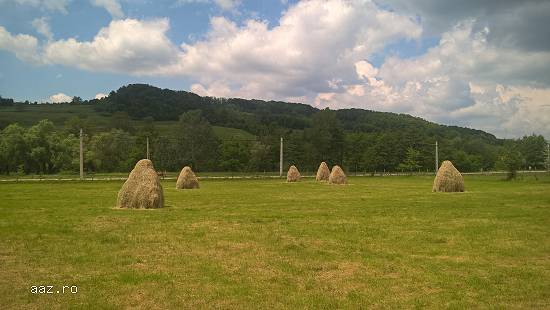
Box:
0 103 255 140
5 83 544 175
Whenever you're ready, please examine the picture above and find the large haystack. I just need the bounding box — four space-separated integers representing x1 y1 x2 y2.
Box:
316 162 330 181
176 166 199 189
287 165 301 182
433 160 464 192
117 159 164 209
328 165 347 185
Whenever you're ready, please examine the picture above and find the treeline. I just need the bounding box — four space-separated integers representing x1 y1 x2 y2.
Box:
0 95 98 106
0 111 547 175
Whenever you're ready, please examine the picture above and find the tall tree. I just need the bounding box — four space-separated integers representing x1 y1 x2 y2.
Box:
519 134 546 169
0 123 27 174
398 147 421 173
497 142 524 180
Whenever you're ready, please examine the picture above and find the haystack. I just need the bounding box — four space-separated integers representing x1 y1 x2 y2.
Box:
432 160 464 192
117 159 164 209
328 165 347 185
176 166 199 189
316 162 330 181
287 165 301 182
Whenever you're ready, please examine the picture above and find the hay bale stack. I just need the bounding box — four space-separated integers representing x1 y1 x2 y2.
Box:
117 159 164 209
433 160 464 192
176 166 199 189
328 165 347 185
287 165 301 182
316 162 330 181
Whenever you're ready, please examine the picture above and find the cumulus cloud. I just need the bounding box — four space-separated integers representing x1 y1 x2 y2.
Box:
94 92 107 99
90 0 124 19
163 0 421 100
31 17 53 40
0 26 42 64
43 18 179 74
49 92 71 103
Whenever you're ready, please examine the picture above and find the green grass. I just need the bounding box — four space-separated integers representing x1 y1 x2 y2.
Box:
0 175 549 308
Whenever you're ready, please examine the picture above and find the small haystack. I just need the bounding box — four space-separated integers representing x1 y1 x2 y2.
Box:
176 166 199 189
117 159 164 209
329 165 347 185
316 162 330 181
432 160 464 192
287 165 301 182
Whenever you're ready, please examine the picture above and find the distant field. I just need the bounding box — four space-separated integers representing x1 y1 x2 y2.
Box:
0 104 257 140
0 175 549 308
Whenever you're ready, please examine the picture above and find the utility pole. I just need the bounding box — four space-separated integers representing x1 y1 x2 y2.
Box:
146 136 150 160
279 137 283 177
79 128 84 180
435 140 439 173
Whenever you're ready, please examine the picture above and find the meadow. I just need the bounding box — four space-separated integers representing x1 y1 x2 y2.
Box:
0 175 549 308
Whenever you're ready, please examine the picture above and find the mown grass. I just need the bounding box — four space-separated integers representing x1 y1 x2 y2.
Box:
0 175 549 308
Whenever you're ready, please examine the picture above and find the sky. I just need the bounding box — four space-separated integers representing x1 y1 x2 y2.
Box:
0 0 549 139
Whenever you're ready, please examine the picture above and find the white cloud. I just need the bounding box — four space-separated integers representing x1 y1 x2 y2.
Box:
0 26 42 64
161 0 421 101
49 92 71 103
43 18 179 74
94 92 107 99
31 17 53 41
90 0 124 19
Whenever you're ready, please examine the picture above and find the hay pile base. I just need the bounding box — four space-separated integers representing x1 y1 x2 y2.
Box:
316 162 330 181
287 165 301 182
117 159 164 209
329 165 347 184
433 160 464 192
176 166 199 189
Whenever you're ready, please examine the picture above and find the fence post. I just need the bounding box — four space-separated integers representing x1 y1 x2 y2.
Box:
80 128 84 180
279 137 283 177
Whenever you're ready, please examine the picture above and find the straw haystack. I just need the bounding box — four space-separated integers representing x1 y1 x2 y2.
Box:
316 162 330 181
329 165 347 185
433 160 464 192
287 165 301 182
117 159 164 209
176 166 199 189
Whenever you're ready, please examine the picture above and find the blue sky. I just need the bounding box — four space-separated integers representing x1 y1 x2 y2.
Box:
0 0 549 138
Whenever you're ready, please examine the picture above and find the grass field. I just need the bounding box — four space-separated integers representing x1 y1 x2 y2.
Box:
0 175 549 308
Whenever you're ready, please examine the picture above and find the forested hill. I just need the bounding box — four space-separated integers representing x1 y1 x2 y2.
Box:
97 84 498 143
1 84 547 174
